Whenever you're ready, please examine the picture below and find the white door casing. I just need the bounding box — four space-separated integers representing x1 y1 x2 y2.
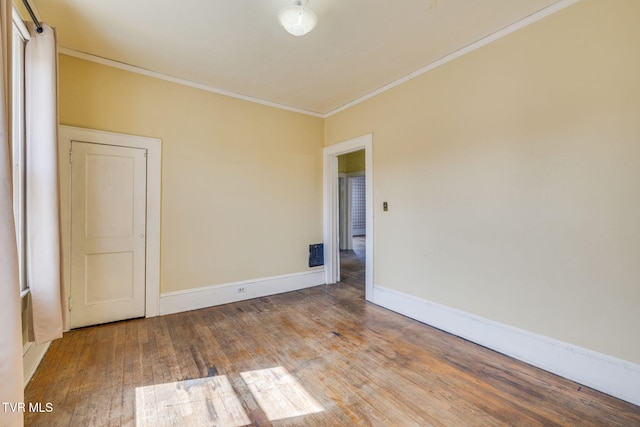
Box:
59 126 161 330
70 142 147 328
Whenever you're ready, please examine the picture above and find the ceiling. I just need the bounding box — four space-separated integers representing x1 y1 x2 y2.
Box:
26 0 567 116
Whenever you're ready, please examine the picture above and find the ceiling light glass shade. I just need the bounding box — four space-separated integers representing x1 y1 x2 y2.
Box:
278 5 317 36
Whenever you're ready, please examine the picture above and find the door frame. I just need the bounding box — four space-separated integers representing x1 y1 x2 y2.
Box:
323 134 373 301
58 125 162 330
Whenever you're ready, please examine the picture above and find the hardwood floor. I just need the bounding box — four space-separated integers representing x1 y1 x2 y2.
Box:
25 245 640 426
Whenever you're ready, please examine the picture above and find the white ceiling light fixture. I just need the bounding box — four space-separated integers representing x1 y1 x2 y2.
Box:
277 0 318 37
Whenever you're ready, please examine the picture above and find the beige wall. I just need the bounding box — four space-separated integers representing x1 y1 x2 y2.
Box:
59 55 324 293
325 0 640 364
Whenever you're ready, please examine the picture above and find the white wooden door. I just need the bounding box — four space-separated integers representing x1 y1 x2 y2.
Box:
70 141 147 328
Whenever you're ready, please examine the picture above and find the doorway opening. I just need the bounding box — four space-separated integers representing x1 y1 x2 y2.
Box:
338 151 366 292
322 134 373 301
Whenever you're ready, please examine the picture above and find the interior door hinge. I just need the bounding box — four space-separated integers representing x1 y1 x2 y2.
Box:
68 296 72 311
69 150 72 163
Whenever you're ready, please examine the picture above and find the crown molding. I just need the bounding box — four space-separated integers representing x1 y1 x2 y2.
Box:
58 0 580 120
324 0 581 118
57 47 324 118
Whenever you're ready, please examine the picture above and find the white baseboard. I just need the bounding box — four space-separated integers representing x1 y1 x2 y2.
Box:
373 285 640 407
23 341 50 388
159 270 325 315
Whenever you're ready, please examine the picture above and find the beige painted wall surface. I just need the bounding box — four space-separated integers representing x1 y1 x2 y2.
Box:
325 0 640 364
59 55 324 293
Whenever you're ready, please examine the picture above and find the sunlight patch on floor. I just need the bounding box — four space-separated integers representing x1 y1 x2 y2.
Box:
135 367 323 425
240 366 324 421
135 375 250 427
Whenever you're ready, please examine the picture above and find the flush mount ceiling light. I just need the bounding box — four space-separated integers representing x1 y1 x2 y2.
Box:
277 0 317 36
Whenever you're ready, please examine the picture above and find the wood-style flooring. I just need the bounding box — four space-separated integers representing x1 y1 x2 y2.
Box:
24 240 640 426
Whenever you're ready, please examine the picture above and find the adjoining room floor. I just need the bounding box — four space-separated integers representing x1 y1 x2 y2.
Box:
340 235 365 285
25 247 639 426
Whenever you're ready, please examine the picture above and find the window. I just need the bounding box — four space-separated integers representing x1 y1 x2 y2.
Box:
12 19 27 292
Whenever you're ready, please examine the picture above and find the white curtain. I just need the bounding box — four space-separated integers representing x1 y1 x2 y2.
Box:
0 1 24 425
25 23 62 344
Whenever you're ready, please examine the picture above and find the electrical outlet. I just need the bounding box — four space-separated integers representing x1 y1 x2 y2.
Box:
237 287 246 293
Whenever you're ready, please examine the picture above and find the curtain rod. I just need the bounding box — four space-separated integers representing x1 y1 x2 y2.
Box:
21 0 43 33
